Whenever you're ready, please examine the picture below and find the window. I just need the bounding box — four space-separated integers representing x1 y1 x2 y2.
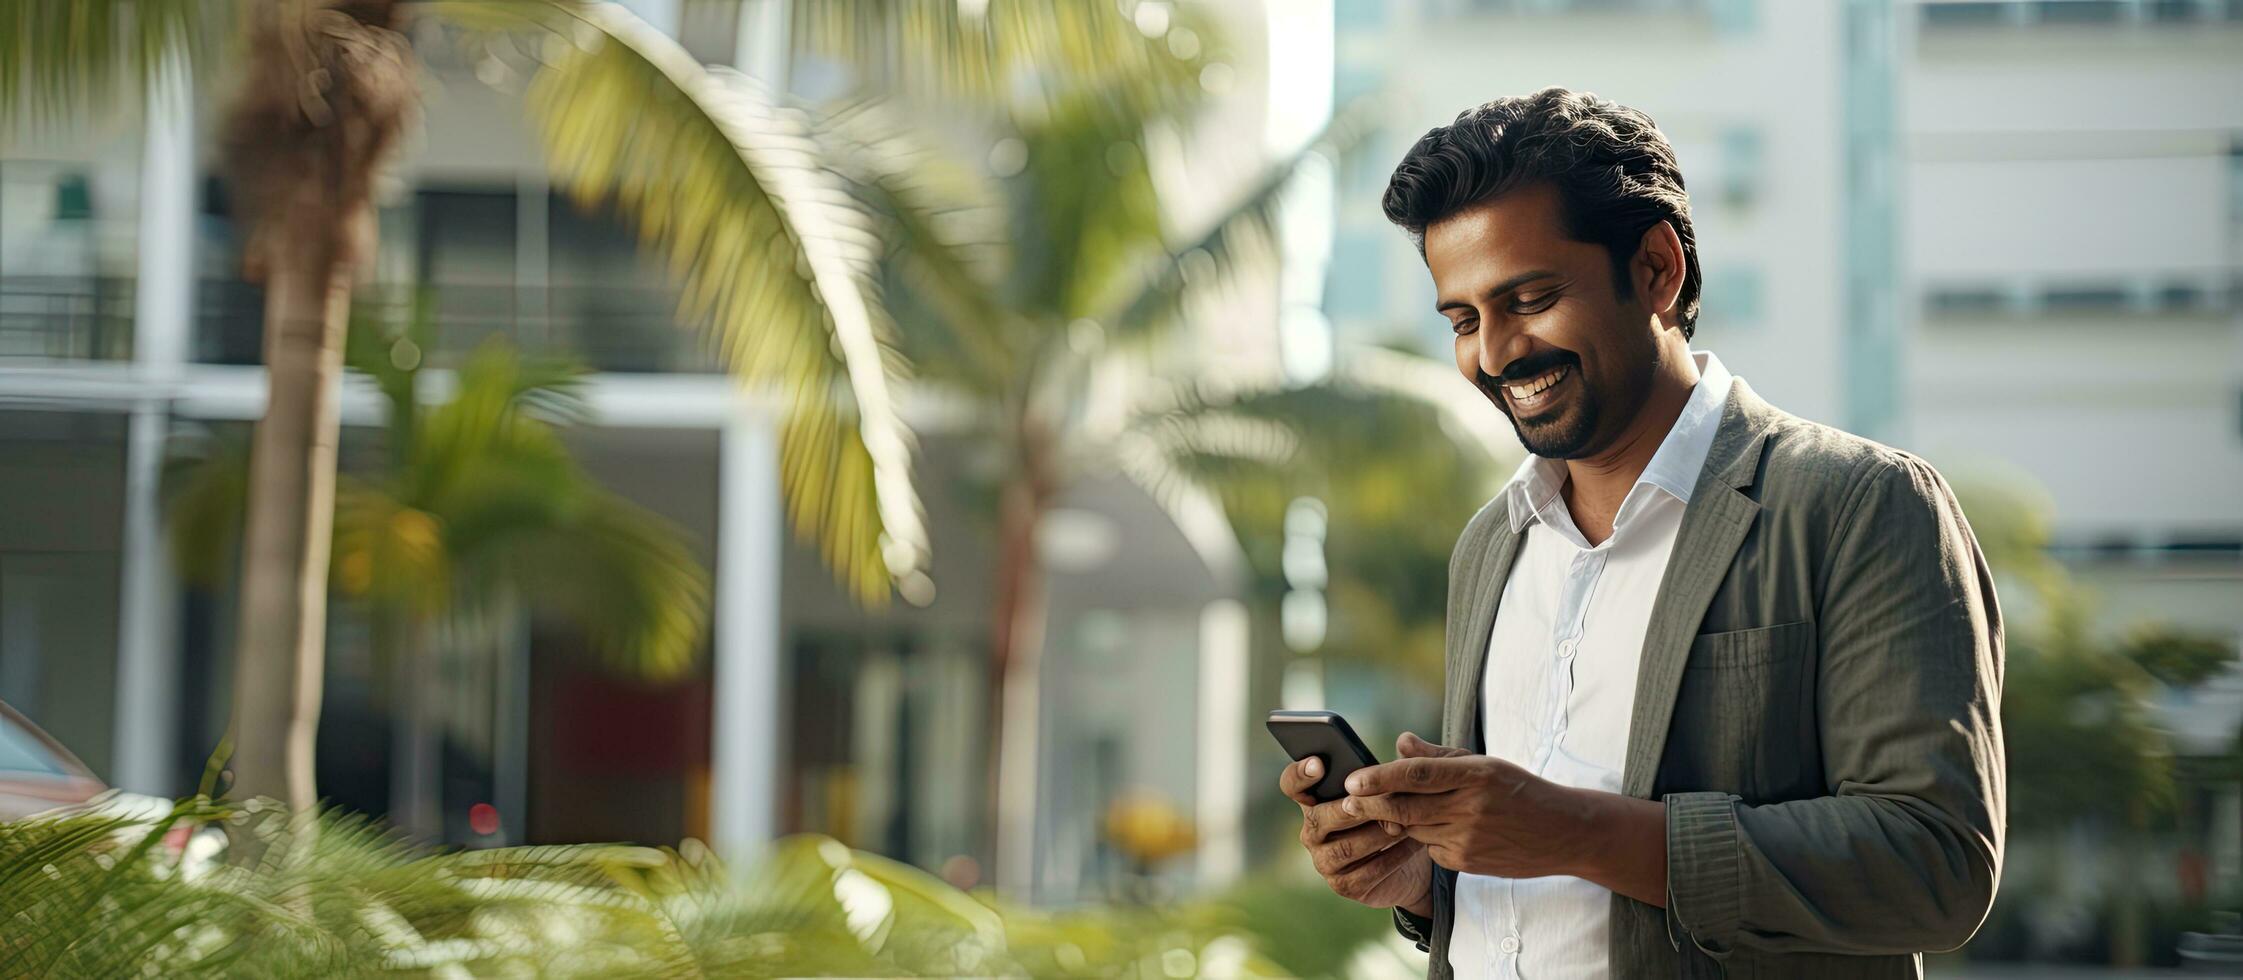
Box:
1925 286 2010 316
2038 0 2125 23
2148 0 2204 21
1918 0 2241 29
415 188 519 356
545 195 704 373
1919 2 2008 28
2155 282 2206 312
2228 138 2243 224
1718 126 1763 206
2041 284 2131 313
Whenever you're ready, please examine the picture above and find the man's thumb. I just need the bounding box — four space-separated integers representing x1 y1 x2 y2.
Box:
1397 731 1468 759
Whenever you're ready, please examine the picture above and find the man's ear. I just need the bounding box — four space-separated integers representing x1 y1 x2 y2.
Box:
1633 220 1687 327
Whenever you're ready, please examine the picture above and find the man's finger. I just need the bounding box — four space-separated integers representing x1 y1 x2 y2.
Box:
1345 789 1445 827
1396 731 1471 760
1302 797 1373 842
1329 836 1425 898
1314 822 1405 876
1345 756 1476 796
1279 756 1325 807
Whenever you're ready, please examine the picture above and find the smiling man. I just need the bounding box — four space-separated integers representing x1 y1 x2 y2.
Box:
1277 88 2006 978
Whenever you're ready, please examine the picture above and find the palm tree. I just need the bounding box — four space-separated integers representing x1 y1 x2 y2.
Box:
167 299 712 840
792 7 1489 890
2 0 931 811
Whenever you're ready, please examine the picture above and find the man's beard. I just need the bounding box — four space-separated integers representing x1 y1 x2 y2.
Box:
1476 351 1602 459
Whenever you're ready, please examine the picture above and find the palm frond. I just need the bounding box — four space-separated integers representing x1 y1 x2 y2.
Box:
1107 347 1512 522
1338 342 1521 469
1005 101 1167 325
161 425 250 588
479 487 712 681
3 795 1306 977
330 478 450 613
794 0 1214 123
1097 96 1385 342
526 4 926 606
0 0 216 130
814 96 1019 387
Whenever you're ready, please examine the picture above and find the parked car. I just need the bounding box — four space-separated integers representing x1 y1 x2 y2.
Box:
0 698 107 820
0 699 223 877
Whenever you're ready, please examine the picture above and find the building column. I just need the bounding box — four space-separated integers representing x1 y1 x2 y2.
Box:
711 401 784 863
734 0 792 85
1841 0 1906 443
113 43 193 795
1195 598 1250 887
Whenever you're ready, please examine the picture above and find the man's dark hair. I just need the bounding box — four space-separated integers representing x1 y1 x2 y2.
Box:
1382 87 1702 338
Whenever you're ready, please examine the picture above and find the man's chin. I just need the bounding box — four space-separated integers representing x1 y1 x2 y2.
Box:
1510 415 1596 460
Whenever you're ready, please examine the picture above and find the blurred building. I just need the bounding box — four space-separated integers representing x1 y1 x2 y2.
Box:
0 0 1316 907
1899 0 2243 653
1898 0 2243 924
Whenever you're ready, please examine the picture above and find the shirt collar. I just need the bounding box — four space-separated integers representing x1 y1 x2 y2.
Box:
1501 350 1735 534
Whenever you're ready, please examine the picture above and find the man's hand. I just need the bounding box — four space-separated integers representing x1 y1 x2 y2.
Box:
1280 744 1433 917
1341 732 1600 880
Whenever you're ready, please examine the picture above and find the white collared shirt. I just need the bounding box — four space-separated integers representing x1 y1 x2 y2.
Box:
1450 351 1734 980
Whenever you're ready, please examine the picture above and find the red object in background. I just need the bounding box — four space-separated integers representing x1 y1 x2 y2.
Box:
551 670 708 773
2179 846 2208 903
469 803 501 836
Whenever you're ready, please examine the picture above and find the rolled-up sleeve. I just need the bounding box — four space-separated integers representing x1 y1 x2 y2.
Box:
1666 452 2006 958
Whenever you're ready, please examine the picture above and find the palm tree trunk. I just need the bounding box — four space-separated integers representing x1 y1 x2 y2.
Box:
987 458 1050 897
226 249 352 810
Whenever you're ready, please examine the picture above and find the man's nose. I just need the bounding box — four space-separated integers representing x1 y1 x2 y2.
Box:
1473 324 1529 380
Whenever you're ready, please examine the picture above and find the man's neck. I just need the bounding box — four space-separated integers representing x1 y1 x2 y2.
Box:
1560 347 1699 545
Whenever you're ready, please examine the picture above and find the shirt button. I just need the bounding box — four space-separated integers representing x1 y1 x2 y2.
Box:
1499 935 1521 954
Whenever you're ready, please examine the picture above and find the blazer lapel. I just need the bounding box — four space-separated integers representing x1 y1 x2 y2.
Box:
1620 382 1776 799
1448 517 1524 755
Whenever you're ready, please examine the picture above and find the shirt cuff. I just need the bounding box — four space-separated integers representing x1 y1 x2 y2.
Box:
1665 790 1745 959
1392 906 1434 953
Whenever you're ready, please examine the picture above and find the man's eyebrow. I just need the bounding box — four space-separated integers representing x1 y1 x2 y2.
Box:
1435 270 1562 313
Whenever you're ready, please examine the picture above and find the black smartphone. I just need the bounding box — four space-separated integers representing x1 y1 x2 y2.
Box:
1266 709 1382 803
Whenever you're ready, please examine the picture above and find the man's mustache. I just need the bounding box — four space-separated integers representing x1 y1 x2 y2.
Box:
1476 350 1580 391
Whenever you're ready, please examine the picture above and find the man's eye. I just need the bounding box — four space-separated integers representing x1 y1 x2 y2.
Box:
1450 318 1478 336
1510 294 1557 314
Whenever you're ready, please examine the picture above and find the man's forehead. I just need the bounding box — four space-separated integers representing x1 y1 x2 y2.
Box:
1423 185 1568 269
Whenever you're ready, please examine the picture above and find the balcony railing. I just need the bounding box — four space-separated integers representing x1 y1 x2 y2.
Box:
195 280 724 374
0 275 134 361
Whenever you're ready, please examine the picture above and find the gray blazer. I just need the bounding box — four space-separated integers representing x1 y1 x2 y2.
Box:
1393 379 2005 978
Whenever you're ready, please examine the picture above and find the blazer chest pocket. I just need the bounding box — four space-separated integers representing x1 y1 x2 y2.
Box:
1669 621 1816 799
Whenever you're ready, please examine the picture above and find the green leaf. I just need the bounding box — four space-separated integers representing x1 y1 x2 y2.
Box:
794 0 1214 123
1097 95 1385 342
0 0 217 131
523 3 927 606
